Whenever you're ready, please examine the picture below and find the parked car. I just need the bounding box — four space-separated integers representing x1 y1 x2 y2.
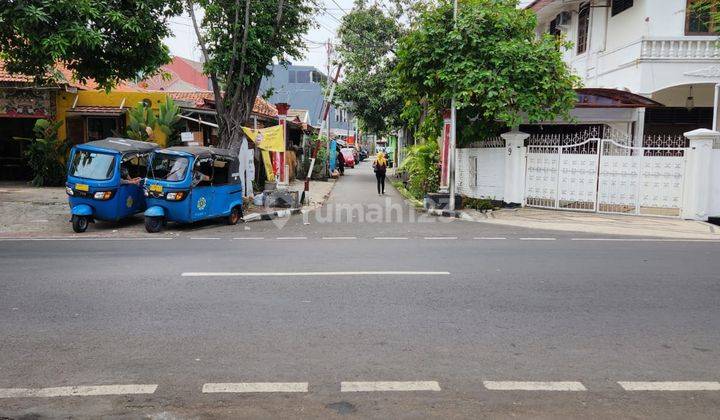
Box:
340 148 356 168
143 146 243 232
65 138 159 233
359 148 368 161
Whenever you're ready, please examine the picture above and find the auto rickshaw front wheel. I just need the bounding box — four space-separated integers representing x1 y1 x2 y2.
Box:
227 206 243 225
145 216 164 233
71 215 89 233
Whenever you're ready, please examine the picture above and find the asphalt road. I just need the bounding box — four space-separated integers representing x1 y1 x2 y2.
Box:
1 161 720 419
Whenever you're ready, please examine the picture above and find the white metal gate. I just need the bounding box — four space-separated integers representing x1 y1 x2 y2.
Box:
525 138 600 211
524 134 688 217
597 139 687 217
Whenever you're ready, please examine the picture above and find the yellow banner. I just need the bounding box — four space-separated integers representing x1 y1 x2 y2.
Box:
261 149 275 182
243 125 285 152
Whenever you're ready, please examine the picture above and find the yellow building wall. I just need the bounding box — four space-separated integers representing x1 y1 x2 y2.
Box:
56 90 170 146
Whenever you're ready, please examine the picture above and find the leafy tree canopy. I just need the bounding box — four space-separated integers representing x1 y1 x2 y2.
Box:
190 0 316 148
394 0 579 132
335 0 405 135
0 0 183 90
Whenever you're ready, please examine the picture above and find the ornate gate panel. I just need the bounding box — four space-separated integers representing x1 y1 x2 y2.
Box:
598 140 687 217
525 139 599 211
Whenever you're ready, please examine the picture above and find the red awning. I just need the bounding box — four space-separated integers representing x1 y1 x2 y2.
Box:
575 88 663 108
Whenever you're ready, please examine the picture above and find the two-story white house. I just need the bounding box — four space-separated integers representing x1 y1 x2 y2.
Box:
526 0 720 141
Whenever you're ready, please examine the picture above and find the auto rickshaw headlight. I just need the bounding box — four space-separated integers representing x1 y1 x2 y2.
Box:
93 191 113 200
166 191 186 201
65 187 74 196
143 189 149 197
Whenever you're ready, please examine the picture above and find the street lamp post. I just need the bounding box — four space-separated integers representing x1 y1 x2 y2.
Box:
448 0 459 212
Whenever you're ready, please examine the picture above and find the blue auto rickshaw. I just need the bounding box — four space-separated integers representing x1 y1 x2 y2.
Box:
66 138 159 233
143 146 244 233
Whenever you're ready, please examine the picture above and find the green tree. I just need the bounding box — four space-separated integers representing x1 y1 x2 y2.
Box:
0 0 182 90
15 119 68 187
157 96 184 146
188 0 316 149
126 103 158 142
394 0 579 139
335 1 404 136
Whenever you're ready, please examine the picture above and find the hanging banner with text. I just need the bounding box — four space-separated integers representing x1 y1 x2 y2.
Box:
242 125 285 152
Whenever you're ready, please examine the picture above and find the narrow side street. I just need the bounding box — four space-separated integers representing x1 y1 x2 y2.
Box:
1 165 720 418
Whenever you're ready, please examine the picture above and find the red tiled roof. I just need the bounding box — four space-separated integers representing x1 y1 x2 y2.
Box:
65 106 127 115
0 59 101 90
167 91 278 117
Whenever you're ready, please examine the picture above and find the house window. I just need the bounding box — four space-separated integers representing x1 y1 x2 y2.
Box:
288 71 296 83
686 0 719 35
611 0 633 16
577 3 590 54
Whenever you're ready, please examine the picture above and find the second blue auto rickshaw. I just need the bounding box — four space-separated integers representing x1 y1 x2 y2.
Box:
66 138 159 232
143 146 244 233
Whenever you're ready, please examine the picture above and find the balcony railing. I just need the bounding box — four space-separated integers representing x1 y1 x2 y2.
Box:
641 37 720 60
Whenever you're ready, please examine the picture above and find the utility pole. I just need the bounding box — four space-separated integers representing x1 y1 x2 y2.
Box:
448 0 458 212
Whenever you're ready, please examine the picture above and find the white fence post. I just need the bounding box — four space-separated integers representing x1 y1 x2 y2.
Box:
682 129 718 220
501 131 530 206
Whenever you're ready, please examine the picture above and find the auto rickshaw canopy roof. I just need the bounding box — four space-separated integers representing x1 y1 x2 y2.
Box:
79 138 160 154
161 146 236 160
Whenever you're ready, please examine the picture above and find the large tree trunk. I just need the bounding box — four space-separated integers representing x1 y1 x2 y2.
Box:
217 80 261 151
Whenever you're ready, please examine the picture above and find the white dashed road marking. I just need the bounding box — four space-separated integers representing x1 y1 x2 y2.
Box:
341 381 441 392
182 271 450 277
483 381 587 391
0 237 172 242
571 238 720 243
202 383 308 393
0 384 158 398
618 381 720 391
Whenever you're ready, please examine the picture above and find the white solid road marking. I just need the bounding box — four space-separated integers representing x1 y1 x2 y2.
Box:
341 381 441 392
202 382 308 393
571 238 720 243
182 271 450 277
276 237 307 240
374 237 408 240
618 381 720 391
519 237 557 241
474 237 507 240
0 384 158 398
424 237 458 240
322 236 357 240
483 381 587 391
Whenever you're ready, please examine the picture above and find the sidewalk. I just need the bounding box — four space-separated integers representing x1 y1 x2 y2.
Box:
461 207 720 239
0 178 335 237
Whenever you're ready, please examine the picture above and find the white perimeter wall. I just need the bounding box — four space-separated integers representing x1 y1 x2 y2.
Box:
456 148 505 201
712 150 720 217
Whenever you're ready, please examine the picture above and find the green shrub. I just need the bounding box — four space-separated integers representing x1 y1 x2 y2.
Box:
398 140 440 200
15 119 68 187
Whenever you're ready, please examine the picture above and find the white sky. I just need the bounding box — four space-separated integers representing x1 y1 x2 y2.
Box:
165 0 535 73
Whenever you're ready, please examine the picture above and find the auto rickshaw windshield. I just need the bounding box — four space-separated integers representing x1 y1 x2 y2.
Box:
149 153 189 182
70 151 116 181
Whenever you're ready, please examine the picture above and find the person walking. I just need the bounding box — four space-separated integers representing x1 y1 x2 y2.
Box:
336 150 345 176
373 152 387 196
